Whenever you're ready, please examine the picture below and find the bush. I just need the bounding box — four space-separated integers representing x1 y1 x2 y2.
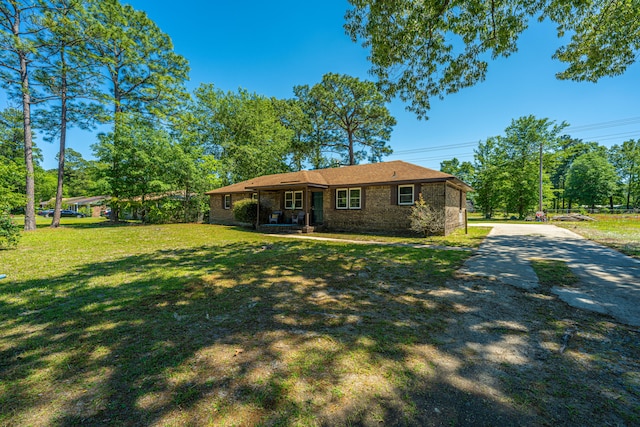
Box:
0 210 21 249
232 199 269 227
409 195 444 236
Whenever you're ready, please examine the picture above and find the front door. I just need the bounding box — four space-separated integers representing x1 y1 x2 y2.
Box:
311 192 323 224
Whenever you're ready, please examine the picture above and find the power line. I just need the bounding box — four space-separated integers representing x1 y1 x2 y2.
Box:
390 120 640 156
565 116 640 133
391 130 640 164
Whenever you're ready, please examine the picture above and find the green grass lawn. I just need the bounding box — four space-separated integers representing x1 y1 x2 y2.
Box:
0 222 480 426
2 221 638 426
308 225 490 248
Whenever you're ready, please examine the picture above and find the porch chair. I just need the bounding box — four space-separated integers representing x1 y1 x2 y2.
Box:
291 211 305 225
269 211 282 224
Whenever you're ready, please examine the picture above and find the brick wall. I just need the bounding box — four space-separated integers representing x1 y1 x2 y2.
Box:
444 183 465 234
322 182 466 235
322 185 415 232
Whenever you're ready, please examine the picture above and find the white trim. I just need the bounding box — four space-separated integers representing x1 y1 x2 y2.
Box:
285 190 303 210
293 190 303 210
336 187 361 209
398 185 414 205
224 194 231 209
336 188 348 209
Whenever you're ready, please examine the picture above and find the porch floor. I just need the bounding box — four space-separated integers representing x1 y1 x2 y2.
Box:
258 224 316 233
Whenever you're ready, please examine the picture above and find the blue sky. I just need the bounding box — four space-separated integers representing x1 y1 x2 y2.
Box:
20 0 640 170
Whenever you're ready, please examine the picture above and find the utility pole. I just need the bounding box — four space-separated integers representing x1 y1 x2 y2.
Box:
539 141 543 213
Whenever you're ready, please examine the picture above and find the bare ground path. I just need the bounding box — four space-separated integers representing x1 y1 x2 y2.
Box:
459 223 640 327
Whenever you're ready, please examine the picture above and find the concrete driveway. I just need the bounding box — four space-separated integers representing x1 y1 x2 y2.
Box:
459 223 640 327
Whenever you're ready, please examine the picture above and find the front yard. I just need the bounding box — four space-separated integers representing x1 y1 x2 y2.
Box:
0 222 638 426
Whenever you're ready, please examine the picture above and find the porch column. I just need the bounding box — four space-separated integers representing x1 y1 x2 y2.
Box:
256 190 261 227
305 186 310 227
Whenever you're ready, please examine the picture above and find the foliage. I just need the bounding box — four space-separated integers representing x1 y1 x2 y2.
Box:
440 157 475 185
609 139 640 209
232 198 269 227
192 84 293 184
93 113 177 222
345 1 640 119
294 73 396 165
0 209 20 249
473 116 566 219
547 138 604 209
409 194 444 236
565 151 618 208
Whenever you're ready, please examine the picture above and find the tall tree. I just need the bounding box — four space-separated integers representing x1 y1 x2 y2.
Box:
565 151 618 209
34 0 103 227
473 136 506 218
345 1 640 119
0 0 40 229
547 137 602 210
85 0 189 220
168 107 223 222
192 84 293 184
473 116 566 219
294 73 396 166
609 139 640 209
93 113 175 222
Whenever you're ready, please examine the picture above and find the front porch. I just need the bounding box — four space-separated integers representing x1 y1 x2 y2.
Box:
257 223 317 234
253 185 326 232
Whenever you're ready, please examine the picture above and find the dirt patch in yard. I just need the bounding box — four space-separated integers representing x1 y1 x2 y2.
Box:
435 273 640 426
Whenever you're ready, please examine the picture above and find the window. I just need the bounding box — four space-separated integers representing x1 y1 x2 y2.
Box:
252 192 258 200
284 191 303 209
336 187 361 209
224 194 231 209
398 185 414 205
293 191 303 209
349 188 361 209
336 189 348 209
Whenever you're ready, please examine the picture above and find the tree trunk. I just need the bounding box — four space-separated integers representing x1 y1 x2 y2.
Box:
348 130 355 165
110 102 122 223
14 11 36 231
52 51 68 228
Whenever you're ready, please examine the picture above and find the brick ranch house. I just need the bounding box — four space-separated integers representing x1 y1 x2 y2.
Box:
206 160 473 235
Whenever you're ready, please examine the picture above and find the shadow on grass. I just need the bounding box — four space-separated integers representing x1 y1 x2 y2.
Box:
1 238 638 425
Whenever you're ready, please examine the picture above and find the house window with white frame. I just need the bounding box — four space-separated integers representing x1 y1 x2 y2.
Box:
336 189 348 209
398 185 414 205
336 187 361 209
284 191 303 209
224 194 231 209
349 188 361 209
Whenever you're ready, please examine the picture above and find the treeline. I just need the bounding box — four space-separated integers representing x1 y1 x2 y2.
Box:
441 116 640 218
0 1 394 229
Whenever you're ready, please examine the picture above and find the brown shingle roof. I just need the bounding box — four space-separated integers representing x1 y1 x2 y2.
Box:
205 161 473 194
